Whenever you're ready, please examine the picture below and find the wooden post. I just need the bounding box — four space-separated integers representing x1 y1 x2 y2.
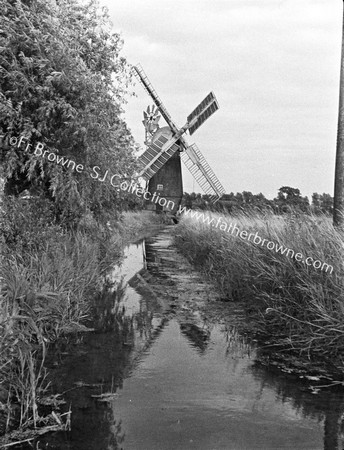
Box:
334 1 344 228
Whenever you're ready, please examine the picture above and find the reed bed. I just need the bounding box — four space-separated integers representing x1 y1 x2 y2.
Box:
0 198 160 440
174 210 344 365
116 210 167 241
0 230 103 436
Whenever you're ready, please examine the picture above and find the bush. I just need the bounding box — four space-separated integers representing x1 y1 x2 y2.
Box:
0 195 64 253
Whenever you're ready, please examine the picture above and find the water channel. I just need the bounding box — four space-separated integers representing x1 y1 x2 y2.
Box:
23 228 344 449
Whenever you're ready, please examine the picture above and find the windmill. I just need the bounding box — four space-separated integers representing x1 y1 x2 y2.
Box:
133 64 225 213
142 105 161 146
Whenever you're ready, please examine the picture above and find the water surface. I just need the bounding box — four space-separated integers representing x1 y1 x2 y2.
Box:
31 229 344 449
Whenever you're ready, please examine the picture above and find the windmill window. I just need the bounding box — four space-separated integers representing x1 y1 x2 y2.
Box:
157 184 163 191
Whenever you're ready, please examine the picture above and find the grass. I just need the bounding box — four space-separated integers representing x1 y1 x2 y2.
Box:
0 230 105 436
174 210 344 368
113 210 167 243
0 197 163 440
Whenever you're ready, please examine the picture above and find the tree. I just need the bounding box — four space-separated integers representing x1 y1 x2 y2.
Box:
277 186 301 201
242 191 254 204
320 193 334 214
182 192 193 209
312 192 320 207
311 192 321 214
0 0 137 226
274 186 309 213
234 192 244 206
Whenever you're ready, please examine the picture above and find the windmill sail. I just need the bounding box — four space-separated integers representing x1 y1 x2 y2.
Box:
181 144 225 202
187 92 219 136
138 134 180 181
133 65 179 135
133 63 226 202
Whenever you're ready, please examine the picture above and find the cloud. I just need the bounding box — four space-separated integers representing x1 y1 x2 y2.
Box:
101 0 342 199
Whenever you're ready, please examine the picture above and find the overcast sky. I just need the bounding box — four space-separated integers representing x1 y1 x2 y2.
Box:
101 0 343 200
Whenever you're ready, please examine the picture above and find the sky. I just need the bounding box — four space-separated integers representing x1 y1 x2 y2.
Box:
101 0 343 200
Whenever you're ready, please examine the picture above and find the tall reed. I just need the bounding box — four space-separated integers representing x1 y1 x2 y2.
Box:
0 200 161 436
174 211 344 363
0 229 104 433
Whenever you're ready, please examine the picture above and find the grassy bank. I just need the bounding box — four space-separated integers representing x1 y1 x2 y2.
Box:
174 210 344 371
0 197 163 443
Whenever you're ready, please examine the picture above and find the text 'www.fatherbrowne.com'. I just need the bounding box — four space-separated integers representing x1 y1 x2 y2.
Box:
179 207 334 274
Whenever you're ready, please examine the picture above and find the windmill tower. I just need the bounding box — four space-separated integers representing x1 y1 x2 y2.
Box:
133 64 225 213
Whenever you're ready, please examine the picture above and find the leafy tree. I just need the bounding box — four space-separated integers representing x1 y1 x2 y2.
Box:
242 191 254 204
320 193 333 215
274 186 309 213
312 193 321 208
0 0 137 226
182 192 193 209
182 190 272 213
311 192 333 215
235 192 244 205
311 192 322 214
277 186 301 201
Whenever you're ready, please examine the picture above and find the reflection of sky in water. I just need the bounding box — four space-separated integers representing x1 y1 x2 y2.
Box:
108 239 146 285
105 234 327 449
119 287 143 317
106 240 147 316
111 321 323 450
36 231 344 450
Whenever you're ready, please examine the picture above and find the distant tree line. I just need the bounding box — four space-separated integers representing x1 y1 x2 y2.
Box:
182 186 333 215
